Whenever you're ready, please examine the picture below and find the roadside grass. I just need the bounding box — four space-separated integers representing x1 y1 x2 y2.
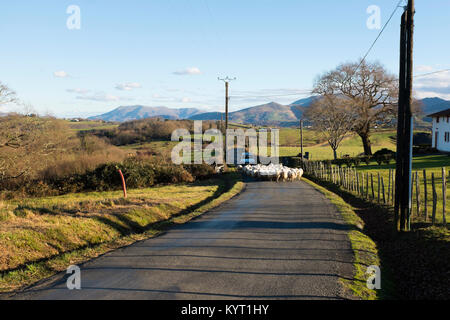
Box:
0 173 245 293
355 154 450 225
303 174 449 300
302 178 382 300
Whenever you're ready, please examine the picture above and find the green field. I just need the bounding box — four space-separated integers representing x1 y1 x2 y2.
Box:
66 120 119 131
354 155 450 225
279 130 397 159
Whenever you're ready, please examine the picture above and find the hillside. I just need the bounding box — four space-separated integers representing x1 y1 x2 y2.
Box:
88 105 205 122
422 97 450 119
190 102 301 125
88 97 450 125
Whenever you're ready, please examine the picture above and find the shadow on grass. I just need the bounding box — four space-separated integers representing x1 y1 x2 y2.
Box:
306 175 450 300
0 174 241 287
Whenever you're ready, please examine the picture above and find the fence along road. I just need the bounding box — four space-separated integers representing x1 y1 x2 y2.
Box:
14 179 354 300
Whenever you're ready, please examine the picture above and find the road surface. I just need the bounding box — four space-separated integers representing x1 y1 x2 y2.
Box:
13 179 354 300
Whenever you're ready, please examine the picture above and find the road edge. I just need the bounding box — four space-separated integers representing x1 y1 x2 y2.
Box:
0 173 246 297
302 177 381 300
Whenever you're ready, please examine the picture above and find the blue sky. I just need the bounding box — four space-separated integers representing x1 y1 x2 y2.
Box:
0 0 449 118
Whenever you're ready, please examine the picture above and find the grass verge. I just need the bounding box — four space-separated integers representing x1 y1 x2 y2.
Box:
0 173 245 294
303 174 450 300
302 177 382 300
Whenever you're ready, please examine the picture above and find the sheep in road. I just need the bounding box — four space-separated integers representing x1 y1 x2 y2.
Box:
242 164 303 182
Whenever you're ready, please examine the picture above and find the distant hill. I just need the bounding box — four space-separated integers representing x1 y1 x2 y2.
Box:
190 102 300 125
88 106 206 122
88 97 450 126
422 97 450 119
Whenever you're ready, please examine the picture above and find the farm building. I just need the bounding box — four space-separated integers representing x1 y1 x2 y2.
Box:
428 108 450 152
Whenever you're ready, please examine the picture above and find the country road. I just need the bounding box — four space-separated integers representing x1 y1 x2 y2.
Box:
13 179 355 300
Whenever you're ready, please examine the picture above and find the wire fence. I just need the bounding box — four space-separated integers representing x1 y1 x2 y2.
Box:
301 160 448 226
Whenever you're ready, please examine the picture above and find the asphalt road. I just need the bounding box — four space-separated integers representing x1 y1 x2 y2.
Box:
14 179 354 300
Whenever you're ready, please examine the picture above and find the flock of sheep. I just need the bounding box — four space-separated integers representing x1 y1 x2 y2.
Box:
238 164 304 182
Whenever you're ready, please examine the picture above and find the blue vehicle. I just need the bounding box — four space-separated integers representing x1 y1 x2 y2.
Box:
239 152 257 165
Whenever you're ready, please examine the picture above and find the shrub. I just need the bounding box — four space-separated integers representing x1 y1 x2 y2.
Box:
352 157 362 167
184 164 216 180
373 149 396 166
361 155 372 166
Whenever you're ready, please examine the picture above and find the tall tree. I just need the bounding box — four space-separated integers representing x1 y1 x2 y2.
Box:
304 95 354 160
313 60 398 155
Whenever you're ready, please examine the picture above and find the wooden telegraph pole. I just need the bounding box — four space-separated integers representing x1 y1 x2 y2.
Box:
300 119 304 159
218 77 236 164
395 0 415 232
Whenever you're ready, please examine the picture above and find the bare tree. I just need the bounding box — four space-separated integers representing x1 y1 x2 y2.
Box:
304 95 355 160
0 115 69 181
313 60 398 155
0 82 17 109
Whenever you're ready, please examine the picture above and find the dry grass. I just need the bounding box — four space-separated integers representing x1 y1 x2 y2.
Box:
0 173 245 292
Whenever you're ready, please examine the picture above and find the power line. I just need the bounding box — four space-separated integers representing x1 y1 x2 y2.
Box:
414 68 450 78
230 91 312 99
355 0 405 73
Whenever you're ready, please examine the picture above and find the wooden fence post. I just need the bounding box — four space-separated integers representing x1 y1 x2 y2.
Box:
432 173 437 225
415 171 420 217
391 170 395 206
387 169 391 204
377 173 381 203
423 169 428 221
371 174 375 200
356 172 360 195
381 176 386 204
366 172 369 199
443 167 447 226
361 172 364 196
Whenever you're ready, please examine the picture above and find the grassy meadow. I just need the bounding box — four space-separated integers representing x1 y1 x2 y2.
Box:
0 173 244 292
355 154 450 225
280 130 397 159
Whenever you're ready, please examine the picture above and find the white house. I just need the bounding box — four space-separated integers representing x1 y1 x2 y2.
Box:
428 109 450 152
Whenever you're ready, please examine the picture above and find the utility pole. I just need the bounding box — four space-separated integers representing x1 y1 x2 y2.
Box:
300 119 304 159
218 77 236 164
395 0 414 232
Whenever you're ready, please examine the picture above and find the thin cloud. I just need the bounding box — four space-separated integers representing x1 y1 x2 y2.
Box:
415 65 434 73
54 71 70 78
415 70 450 100
76 93 132 102
67 88 90 94
115 82 142 91
173 67 202 75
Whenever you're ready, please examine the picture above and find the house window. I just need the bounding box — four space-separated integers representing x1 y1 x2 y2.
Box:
437 117 440 123
446 132 450 143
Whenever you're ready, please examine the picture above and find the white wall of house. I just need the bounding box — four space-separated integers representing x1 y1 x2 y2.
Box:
431 116 450 152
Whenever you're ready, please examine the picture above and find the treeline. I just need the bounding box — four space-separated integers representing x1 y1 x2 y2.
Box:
88 118 220 146
0 115 217 199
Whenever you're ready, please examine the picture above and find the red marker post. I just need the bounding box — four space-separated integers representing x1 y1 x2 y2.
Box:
118 169 127 198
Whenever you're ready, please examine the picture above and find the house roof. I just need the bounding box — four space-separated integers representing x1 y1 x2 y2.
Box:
427 108 450 118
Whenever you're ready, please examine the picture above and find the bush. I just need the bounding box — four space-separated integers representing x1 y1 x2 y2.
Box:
352 157 362 167
184 164 216 180
361 155 372 166
373 148 396 166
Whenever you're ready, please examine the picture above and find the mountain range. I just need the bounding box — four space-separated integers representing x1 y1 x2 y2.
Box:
88 106 206 122
88 97 450 125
